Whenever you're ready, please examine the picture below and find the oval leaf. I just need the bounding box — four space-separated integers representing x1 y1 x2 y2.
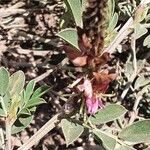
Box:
9 71 25 97
93 129 116 150
119 120 150 143
25 98 46 108
134 75 150 90
0 108 6 117
24 80 35 102
57 28 80 51
31 85 49 100
108 0 115 19
18 108 31 115
144 35 150 48
65 0 83 27
61 119 84 146
135 23 148 39
89 104 127 125
0 67 9 96
108 12 118 32
118 145 135 150
12 115 33 134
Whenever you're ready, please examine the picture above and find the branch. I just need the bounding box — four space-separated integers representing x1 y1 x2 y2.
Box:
17 113 61 150
104 17 133 54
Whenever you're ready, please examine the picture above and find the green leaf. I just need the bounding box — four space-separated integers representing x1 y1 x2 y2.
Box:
26 98 46 108
61 119 84 146
135 23 148 39
134 6 148 23
141 84 150 94
57 28 80 51
93 129 116 150
24 80 35 103
119 120 150 143
31 85 49 100
108 0 115 19
3 92 11 110
60 1 74 29
108 12 118 32
8 94 21 122
18 108 31 115
125 61 134 80
11 115 33 134
9 71 25 97
118 145 135 150
89 104 127 125
81 0 86 12
28 106 36 112
0 107 6 117
145 147 150 150
65 0 83 27
144 35 150 48
134 75 150 90
0 67 9 96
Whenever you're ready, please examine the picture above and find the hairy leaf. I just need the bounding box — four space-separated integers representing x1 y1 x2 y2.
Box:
61 119 84 146
93 129 116 150
0 67 9 96
89 104 127 125
57 28 80 51
9 71 25 97
119 120 150 143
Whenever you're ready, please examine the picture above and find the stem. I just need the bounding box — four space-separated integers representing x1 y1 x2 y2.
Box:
128 94 142 125
0 96 7 116
0 128 5 149
5 119 12 150
117 118 124 129
103 1 148 55
17 113 61 150
131 32 137 74
103 17 133 54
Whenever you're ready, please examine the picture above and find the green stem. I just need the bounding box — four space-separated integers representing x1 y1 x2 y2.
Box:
5 119 12 150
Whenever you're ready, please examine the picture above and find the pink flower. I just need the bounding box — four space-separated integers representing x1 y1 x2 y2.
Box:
78 79 103 115
86 96 103 115
77 71 116 115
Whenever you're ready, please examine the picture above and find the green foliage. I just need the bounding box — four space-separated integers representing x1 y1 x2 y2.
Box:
56 1 150 149
61 119 84 146
108 12 119 32
134 75 150 90
12 115 34 134
57 28 80 51
135 23 148 39
145 147 150 150
0 67 49 134
89 104 127 125
9 71 25 97
118 145 135 150
144 35 150 47
0 67 9 96
108 0 115 19
93 129 116 150
119 120 150 143
65 0 83 27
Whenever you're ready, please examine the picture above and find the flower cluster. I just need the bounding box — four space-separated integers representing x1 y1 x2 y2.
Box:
78 71 116 114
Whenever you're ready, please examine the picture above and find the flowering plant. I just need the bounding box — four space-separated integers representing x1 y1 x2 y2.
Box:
1 0 150 150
